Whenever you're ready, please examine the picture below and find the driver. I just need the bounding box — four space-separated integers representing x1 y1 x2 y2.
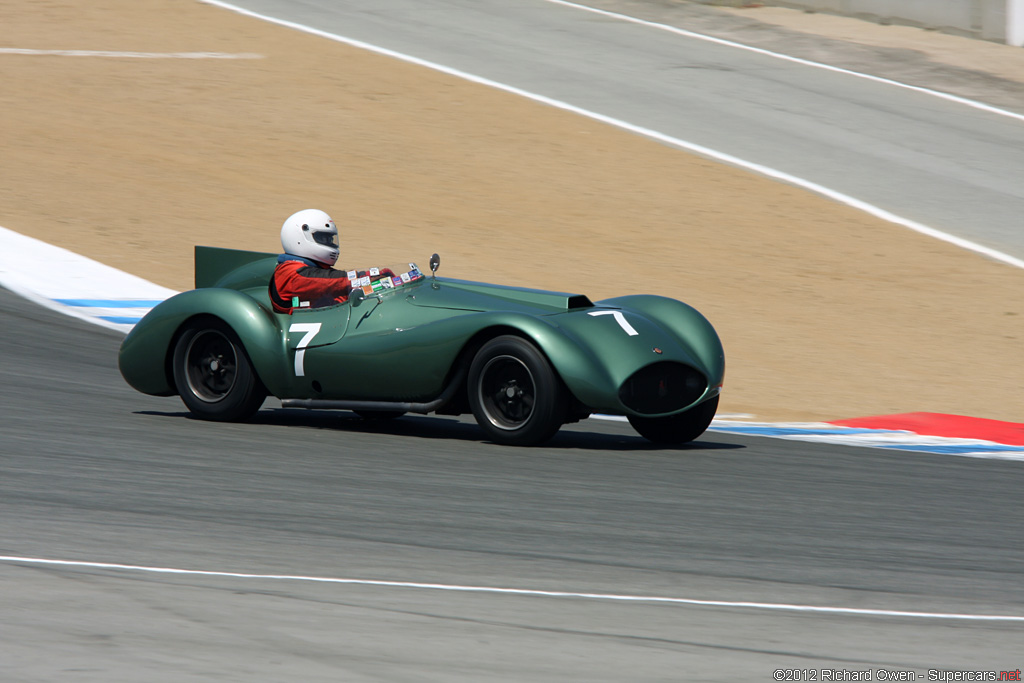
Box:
269 209 392 314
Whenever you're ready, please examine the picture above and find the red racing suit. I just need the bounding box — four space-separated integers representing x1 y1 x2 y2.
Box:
269 255 394 314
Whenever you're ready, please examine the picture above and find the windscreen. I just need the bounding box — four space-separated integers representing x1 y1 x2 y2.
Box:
344 263 425 296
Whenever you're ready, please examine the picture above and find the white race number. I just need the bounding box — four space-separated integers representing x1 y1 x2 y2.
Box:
587 310 638 336
288 322 322 377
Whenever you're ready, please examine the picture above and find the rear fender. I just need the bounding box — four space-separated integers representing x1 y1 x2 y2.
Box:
118 288 287 396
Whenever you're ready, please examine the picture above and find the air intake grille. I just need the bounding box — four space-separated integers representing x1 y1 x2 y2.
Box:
618 362 707 415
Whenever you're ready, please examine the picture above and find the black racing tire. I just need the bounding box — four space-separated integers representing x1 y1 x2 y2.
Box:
354 410 406 420
628 395 719 445
171 318 266 422
467 335 567 446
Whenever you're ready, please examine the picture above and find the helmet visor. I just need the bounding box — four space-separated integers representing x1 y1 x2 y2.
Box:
312 230 338 248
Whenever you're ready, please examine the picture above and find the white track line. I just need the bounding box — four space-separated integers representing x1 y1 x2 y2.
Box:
3 555 1023 621
0 48 261 59
543 0 1024 124
201 0 1024 272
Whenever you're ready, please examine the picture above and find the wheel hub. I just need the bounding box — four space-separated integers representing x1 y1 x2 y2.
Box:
184 331 238 403
479 356 536 430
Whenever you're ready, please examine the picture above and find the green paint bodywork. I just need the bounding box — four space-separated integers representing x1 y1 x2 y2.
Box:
118 246 725 416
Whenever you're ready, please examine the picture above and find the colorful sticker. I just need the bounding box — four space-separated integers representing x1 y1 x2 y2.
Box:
361 285 374 295
408 263 418 270
380 278 394 289
369 267 380 276
358 276 371 287
409 269 422 280
400 272 412 283
392 276 403 287
371 280 383 292
346 270 357 279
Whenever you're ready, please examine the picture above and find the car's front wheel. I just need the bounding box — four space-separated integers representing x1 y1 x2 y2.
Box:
468 335 566 446
172 319 266 421
628 395 719 445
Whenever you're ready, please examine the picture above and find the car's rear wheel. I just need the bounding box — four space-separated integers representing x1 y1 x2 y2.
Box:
628 395 719 445
172 319 266 421
468 335 566 446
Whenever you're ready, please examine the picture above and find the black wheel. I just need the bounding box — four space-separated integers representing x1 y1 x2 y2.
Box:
468 335 567 446
172 319 266 421
354 410 406 420
628 395 719 445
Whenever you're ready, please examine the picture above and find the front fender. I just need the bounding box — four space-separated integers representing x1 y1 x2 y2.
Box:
537 296 725 415
453 307 722 415
599 294 725 387
451 311 621 413
118 288 286 396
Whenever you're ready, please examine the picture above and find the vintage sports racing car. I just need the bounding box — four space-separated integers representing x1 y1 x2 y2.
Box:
119 247 725 446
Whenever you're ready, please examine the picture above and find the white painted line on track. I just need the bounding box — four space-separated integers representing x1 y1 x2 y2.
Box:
4 555 1023 621
0 48 262 59
543 0 1024 124
201 0 1024 272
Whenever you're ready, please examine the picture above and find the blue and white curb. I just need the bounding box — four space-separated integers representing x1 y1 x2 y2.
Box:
0 225 178 333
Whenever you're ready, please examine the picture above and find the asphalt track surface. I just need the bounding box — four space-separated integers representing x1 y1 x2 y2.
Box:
3 286 1024 679
4 2 1024 680
215 0 1024 262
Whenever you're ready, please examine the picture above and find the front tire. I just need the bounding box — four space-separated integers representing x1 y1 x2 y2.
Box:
468 335 566 446
628 395 719 445
172 319 266 421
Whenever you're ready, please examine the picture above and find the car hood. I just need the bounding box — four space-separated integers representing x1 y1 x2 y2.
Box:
406 277 593 314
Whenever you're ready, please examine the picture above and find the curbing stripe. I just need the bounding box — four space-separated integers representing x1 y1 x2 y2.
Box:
55 298 167 308
0 225 177 332
708 420 1024 461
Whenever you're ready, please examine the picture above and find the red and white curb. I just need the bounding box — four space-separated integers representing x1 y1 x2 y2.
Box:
3 225 1022 460
708 415 1024 460
596 413 1024 460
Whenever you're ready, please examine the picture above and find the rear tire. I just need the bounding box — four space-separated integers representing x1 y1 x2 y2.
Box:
628 395 719 445
172 319 266 421
468 335 566 446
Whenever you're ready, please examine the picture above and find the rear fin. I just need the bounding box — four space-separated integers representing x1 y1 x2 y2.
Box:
195 246 276 289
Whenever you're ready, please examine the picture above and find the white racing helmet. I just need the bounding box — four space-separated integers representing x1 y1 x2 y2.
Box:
280 209 339 267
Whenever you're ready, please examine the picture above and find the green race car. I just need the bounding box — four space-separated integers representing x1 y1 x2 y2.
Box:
119 247 724 446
